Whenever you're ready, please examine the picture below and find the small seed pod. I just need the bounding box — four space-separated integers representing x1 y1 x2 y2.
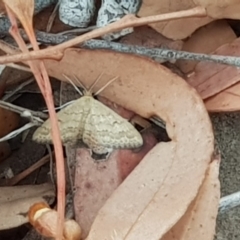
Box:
28 202 58 238
28 202 81 240
64 219 82 240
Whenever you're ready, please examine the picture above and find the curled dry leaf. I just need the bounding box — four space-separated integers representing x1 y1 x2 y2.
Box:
28 202 81 240
176 20 236 73
138 0 213 40
0 183 55 230
162 157 220 240
0 107 19 138
45 48 213 239
187 37 240 100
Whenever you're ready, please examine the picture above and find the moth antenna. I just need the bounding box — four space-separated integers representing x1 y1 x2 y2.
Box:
63 74 84 96
89 72 104 94
73 75 90 93
94 76 119 96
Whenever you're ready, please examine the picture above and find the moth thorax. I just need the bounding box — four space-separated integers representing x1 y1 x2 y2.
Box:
83 91 93 96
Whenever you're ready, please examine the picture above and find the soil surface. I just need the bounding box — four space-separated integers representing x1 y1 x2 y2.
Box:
211 112 240 240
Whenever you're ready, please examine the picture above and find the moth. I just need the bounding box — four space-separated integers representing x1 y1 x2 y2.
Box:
32 74 143 154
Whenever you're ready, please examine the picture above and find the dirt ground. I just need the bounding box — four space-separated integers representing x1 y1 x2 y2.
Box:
212 112 240 240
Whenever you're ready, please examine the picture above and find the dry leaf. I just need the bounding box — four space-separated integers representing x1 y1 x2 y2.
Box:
0 107 19 138
73 131 157 238
2 67 32 88
195 0 240 19
175 20 239 112
138 0 213 40
45 48 214 239
117 131 158 180
120 26 183 51
0 141 11 162
0 1 6 15
176 20 236 73
0 183 55 230
187 37 240 100
3 0 34 34
138 0 240 40
162 157 220 240
205 83 240 112
97 96 136 120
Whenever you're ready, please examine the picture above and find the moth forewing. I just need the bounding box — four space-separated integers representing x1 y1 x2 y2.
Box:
33 74 143 154
33 97 89 145
81 98 143 154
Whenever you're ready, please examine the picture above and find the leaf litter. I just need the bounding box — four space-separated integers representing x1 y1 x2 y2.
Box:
45 48 214 239
2 0 240 239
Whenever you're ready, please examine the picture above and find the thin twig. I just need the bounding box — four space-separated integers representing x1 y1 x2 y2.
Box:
46 144 56 189
0 39 19 54
3 153 52 186
219 191 240 214
18 31 240 68
83 39 240 68
5 62 32 72
0 7 207 64
4 5 66 238
0 100 48 119
2 77 34 101
0 122 38 142
57 25 98 35
150 117 166 129
46 0 60 32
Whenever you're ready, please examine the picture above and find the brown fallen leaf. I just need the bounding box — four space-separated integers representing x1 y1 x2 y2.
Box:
73 131 157 239
176 20 236 73
0 107 19 138
187 37 240 100
138 0 213 40
138 0 240 40
174 20 238 112
0 141 11 162
97 95 136 120
0 0 6 16
2 66 32 89
117 131 158 181
45 48 213 239
162 156 220 240
205 83 240 112
33 3 71 33
195 0 240 19
0 183 55 230
120 26 183 51
74 148 122 239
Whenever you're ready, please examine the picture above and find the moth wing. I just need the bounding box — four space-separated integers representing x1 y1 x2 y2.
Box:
33 98 89 144
82 99 143 154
